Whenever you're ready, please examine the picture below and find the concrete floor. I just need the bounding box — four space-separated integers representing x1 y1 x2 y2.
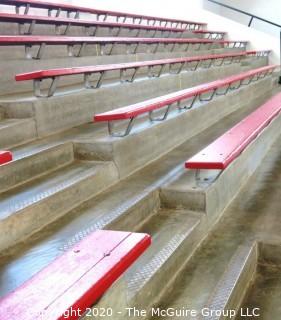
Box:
237 262 281 319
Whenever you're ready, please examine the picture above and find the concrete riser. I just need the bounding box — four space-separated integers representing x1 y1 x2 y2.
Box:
0 106 5 120
0 43 232 62
201 243 258 320
92 205 257 320
0 47 246 97
0 118 37 149
91 214 205 320
1 61 250 138
160 80 280 224
79 76 273 179
105 190 160 232
130 218 204 312
0 22 202 39
0 142 74 193
0 161 118 252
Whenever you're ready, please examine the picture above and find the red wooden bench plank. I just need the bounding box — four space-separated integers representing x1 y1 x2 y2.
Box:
185 92 281 170
0 12 188 33
221 64 277 85
15 51 249 81
192 30 226 35
0 151 12 165
0 230 151 320
0 35 245 46
94 81 224 121
246 50 271 55
0 0 206 27
93 65 277 122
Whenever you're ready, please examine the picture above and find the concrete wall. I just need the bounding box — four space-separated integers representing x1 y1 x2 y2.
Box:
204 0 281 38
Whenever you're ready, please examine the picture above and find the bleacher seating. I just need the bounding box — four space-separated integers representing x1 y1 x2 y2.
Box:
185 92 281 170
0 13 194 37
0 0 206 29
0 35 247 59
0 151 12 165
15 50 270 97
0 230 151 320
0 0 280 317
93 65 277 136
193 29 226 39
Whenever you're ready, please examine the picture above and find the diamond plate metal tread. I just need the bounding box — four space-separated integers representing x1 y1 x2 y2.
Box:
60 188 158 252
199 242 258 320
0 161 105 221
59 163 183 251
126 210 201 299
0 161 184 296
11 141 66 161
10 122 104 160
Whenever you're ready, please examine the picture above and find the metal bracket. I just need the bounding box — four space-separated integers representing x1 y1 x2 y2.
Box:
202 59 213 69
85 26 97 36
108 118 135 137
149 105 171 121
33 77 59 97
67 11 79 19
100 43 115 56
25 43 46 59
19 20 36 35
213 58 225 67
199 89 217 102
229 80 242 90
177 95 198 110
188 60 200 71
195 169 223 186
84 71 105 89
55 23 71 35
215 84 231 96
16 4 30 14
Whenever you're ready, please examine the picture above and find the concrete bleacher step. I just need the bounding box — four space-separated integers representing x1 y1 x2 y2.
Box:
0 142 74 193
2 59 252 138
160 90 281 222
0 118 36 148
125 210 202 307
0 20 206 38
0 160 118 252
154 242 257 320
153 133 281 320
0 85 279 307
93 209 203 316
0 106 5 120
0 46 249 97
78 75 273 178
199 243 257 320
0 160 182 298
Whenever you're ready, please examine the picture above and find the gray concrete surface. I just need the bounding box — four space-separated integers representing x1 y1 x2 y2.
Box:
0 19 279 319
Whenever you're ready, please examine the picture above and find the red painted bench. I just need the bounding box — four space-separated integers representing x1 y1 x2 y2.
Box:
193 30 226 40
0 151 12 165
0 0 206 30
16 50 268 97
0 230 151 320
0 12 199 37
93 65 277 137
185 92 281 171
0 35 248 59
